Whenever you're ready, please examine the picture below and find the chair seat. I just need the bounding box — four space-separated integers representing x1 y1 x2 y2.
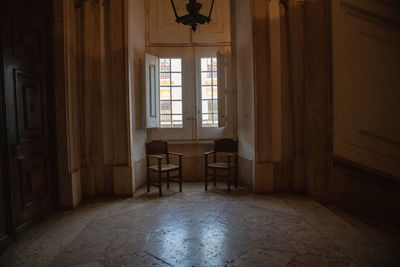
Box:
207 162 236 169
149 164 179 172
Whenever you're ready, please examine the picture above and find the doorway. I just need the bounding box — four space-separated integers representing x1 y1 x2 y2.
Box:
0 0 57 245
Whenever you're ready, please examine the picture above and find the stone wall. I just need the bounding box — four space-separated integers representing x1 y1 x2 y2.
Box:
232 0 333 196
331 0 400 217
233 0 255 190
53 0 83 209
54 0 139 203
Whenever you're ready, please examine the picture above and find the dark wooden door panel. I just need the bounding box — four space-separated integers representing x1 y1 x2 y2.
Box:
0 170 8 244
0 2 10 246
1 0 54 232
13 20 42 62
15 70 45 144
18 156 49 223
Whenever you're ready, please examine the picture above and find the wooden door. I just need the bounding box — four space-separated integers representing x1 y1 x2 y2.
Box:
1 0 55 232
0 147 9 244
0 3 11 246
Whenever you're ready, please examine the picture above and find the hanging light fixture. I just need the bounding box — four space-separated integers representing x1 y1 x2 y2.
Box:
170 0 215 32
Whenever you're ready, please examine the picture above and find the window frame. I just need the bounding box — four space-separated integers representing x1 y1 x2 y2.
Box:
199 57 219 128
195 46 234 140
147 46 235 141
148 47 195 141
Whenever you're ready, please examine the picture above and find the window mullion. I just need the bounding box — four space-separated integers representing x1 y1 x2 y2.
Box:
169 65 172 126
211 70 214 125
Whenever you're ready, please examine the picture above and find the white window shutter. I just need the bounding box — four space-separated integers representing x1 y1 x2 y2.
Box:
217 50 227 128
145 53 160 128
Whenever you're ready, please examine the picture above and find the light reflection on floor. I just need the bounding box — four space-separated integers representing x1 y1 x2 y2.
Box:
1 182 399 266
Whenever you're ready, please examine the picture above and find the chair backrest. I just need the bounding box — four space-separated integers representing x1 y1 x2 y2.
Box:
214 138 238 153
146 140 168 155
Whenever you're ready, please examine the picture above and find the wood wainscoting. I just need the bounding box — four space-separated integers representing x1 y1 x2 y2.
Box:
333 157 400 226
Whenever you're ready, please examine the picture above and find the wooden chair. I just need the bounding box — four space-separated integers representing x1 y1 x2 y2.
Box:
146 140 184 197
204 138 238 192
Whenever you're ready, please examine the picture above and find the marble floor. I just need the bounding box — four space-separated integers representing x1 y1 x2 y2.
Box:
1 183 399 267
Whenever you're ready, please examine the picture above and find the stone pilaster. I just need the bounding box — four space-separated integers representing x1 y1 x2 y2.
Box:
304 0 333 199
54 0 83 208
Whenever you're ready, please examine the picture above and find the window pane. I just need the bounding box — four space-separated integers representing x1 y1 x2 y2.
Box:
160 101 171 114
212 72 218 85
171 87 182 100
202 87 212 100
213 87 218 98
201 57 218 128
213 114 219 124
171 73 182 86
159 58 183 129
172 101 182 114
160 59 170 71
160 87 170 100
171 59 181 72
201 72 212 86
201 58 212 71
172 115 183 127
160 74 170 86
202 114 213 126
172 122 182 127
212 100 218 113
202 100 213 114
161 115 172 127
212 58 217 70
172 115 182 121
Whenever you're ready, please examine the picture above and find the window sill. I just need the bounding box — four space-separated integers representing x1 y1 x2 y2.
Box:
151 139 215 145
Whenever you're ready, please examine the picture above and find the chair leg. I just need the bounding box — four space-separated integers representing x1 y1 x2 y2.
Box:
179 168 182 192
158 171 162 197
213 169 216 187
235 166 238 188
167 172 170 189
227 168 231 193
147 171 150 193
205 168 208 191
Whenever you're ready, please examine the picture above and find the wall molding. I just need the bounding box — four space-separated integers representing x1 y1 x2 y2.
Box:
341 0 400 27
377 0 400 8
280 0 304 8
359 30 400 48
334 156 400 188
333 156 400 227
359 130 400 149
343 138 399 162
75 0 100 9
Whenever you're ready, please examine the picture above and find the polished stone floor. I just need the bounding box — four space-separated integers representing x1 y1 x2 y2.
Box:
1 183 400 267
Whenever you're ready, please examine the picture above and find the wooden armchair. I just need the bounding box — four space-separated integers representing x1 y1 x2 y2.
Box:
204 138 238 192
146 140 184 197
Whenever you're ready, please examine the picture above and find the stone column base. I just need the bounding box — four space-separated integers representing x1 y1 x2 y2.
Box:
254 162 275 193
113 165 134 196
58 170 82 209
71 170 82 208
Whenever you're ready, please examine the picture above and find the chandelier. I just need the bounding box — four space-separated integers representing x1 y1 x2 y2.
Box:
170 0 215 32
